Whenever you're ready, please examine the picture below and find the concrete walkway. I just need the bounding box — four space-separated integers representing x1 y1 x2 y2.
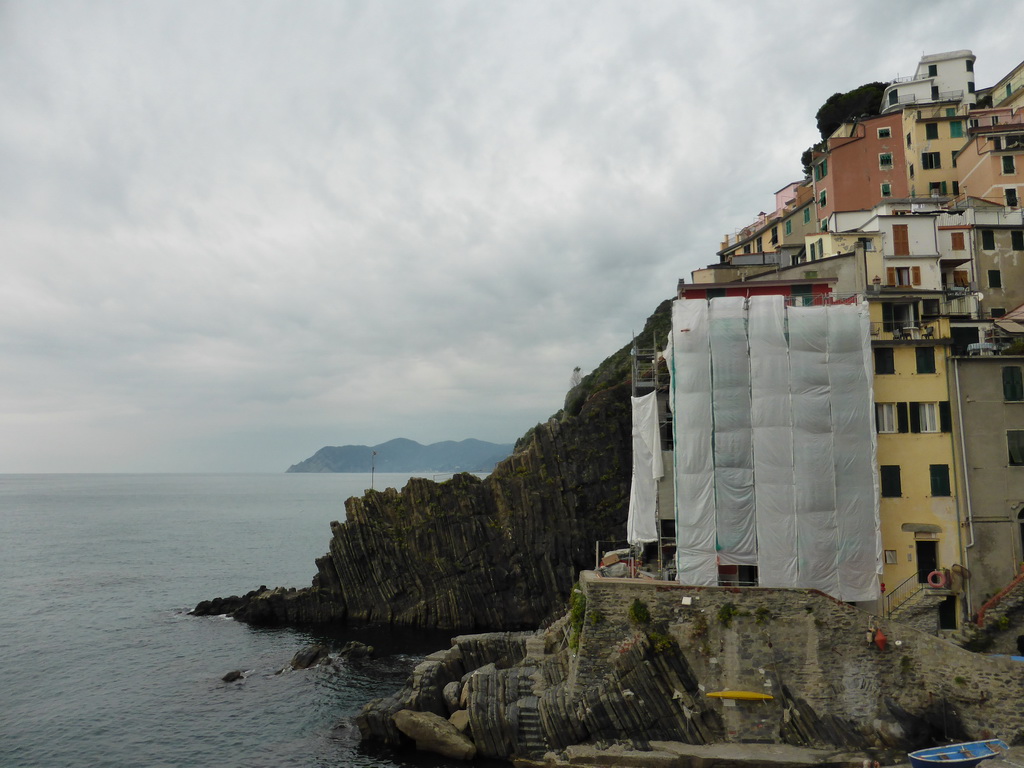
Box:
514 741 912 768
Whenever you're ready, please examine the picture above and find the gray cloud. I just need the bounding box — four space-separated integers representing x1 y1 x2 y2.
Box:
1 0 1021 471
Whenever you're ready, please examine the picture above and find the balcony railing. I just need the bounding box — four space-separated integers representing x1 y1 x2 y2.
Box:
942 294 980 318
869 321 942 341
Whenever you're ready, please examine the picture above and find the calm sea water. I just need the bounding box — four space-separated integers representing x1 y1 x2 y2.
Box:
0 473 467 768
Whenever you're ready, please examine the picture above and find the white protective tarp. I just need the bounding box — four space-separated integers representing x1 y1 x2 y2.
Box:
671 296 880 601
671 299 718 585
709 298 756 565
827 304 882 601
627 391 663 545
788 305 840 597
749 296 798 587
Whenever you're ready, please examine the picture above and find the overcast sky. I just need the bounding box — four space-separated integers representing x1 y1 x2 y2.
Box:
2 1 1022 472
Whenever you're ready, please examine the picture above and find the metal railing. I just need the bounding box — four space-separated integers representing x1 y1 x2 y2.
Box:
869 322 941 340
884 570 933 617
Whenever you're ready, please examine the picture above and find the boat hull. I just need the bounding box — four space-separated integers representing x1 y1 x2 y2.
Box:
908 739 1008 768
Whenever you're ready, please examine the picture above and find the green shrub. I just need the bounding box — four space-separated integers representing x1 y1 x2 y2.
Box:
628 598 651 625
717 602 739 628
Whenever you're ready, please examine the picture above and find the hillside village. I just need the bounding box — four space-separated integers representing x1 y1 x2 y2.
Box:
629 49 1024 642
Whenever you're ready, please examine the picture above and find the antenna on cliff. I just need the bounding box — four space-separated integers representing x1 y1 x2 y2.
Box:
371 450 377 490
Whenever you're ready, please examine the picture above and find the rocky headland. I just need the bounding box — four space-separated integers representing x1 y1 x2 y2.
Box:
193 300 673 630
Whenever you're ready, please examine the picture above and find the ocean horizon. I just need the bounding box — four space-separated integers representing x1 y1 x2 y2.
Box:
0 472 473 768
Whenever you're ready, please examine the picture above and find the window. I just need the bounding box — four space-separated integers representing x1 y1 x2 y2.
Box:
916 347 936 374
785 220 792 236
967 59 974 72
819 189 827 208
881 182 892 197
814 159 828 180
1010 430 1024 465
931 85 940 100
912 402 939 433
909 163 915 179
875 348 895 375
930 465 951 497
922 151 941 169
989 269 1003 288
928 64 938 77
1004 156 1017 175
982 229 996 250
809 242 816 260
889 90 899 106
892 224 910 255
951 232 965 250
993 307 1007 318
878 127 891 139
888 266 921 286
953 181 960 195
820 219 828 233
950 121 963 138
876 403 896 433
968 81 976 94
929 181 948 196
884 550 898 564
879 152 894 169
926 123 939 140
907 132 912 147
880 465 902 497
1008 189 1019 207
803 207 811 224
1003 366 1024 401
1013 230 1024 250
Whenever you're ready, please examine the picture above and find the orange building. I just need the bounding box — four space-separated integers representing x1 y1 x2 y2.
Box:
811 113 909 223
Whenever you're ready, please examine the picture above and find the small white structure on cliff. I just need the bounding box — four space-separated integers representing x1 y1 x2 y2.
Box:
667 295 882 602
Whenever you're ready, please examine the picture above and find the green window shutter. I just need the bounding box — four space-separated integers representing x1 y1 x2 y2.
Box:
897 402 909 433
929 465 951 497
950 121 963 138
1003 367 1024 401
909 403 921 433
939 401 952 432
880 466 902 497
916 347 936 374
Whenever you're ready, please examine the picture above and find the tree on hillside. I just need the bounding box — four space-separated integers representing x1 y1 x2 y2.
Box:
800 80 890 176
815 81 889 139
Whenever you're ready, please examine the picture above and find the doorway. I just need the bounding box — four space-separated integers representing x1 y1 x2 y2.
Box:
916 540 938 582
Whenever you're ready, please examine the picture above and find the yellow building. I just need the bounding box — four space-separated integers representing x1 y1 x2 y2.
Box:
870 305 961 630
902 102 970 199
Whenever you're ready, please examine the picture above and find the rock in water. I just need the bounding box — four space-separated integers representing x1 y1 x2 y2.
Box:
393 709 476 761
289 644 331 670
338 640 374 658
221 670 243 682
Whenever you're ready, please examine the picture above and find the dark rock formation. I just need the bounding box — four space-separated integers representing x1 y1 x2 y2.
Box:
196 381 635 631
338 640 374 658
288 644 331 670
221 670 243 682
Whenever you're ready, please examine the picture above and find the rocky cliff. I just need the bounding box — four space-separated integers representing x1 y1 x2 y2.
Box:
193 299 672 630
358 573 1024 765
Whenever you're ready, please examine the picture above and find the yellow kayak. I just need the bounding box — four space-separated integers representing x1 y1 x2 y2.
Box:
705 690 774 701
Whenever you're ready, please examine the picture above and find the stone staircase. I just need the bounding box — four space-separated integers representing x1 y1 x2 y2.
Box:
887 583 952 635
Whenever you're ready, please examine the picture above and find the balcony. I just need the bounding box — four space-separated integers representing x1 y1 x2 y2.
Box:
870 321 943 341
941 293 980 318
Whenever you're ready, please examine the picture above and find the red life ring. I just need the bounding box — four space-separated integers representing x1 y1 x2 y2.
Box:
927 570 948 588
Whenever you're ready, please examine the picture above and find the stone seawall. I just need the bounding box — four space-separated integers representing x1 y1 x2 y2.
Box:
358 572 1024 765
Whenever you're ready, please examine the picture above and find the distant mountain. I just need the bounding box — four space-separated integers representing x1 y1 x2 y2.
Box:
285 438 514 473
